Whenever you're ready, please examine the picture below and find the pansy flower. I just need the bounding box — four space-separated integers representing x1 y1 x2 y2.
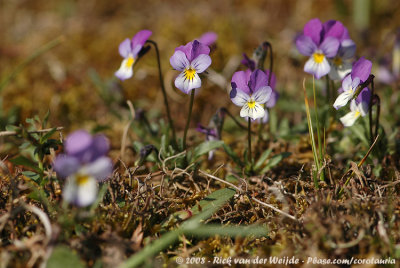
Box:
327 24 356 81
53 130 113 207
296 18 341 79
115 30 152 80
230 69 272 120
240 54 279 122
170 40 212 94
340 88 371 127
333 57 372 110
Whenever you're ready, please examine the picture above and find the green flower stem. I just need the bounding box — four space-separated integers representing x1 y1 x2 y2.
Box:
248 118 253 169
312 76 325 182
183 90 195 150
146 40 177 148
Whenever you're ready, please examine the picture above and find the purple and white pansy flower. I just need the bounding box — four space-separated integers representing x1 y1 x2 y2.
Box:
333 57 372 110
53 130 113 207
340 88 371 127
328 24 356 81
296 18 341 79
240 54 279 123
115 30 152 81
230 69 272 120
170 40 212 94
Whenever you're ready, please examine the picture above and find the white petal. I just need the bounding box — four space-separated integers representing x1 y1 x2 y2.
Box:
314 58 331 79
252 86 272 104
329 60 352 81
340 111 360 127
304 57 318 75
350 99 358 111
304 56 331 79
261 109 269 123
174 71 201 94
63 176 98 207
83 156 113 181
333 91 353 110
230 88 250 106
191 54 212 73
115 58 133 80
240 102 265 120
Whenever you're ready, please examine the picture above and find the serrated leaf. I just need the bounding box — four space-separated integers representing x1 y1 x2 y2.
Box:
192 140 224 161
260 152 291 174
47 246 85 268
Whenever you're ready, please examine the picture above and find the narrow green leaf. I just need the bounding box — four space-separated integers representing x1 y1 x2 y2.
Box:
260 152 291 174
254 148 273 171
192 140 224 161
10 156 40 172
40 127 57 144
183 224 268 238
121 188 236 268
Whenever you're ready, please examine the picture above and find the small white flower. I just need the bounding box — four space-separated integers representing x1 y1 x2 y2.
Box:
340 99 369 127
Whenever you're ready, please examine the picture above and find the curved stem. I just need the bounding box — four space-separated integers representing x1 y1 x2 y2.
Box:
183 90 195 150
146 40 177 147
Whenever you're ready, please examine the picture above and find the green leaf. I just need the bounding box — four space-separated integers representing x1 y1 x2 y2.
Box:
192 140 224 161
22 171 40 182
184 224 268 238
10 156 40 172
121 188 236 268
40 127 57 144
254 148 273 171
260 152 291 174
189 188 236 217
5 125 19 132
42 110 50 128
47 245 85 268
223 144 243 167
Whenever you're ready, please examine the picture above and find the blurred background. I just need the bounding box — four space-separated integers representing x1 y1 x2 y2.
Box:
1 0 399 154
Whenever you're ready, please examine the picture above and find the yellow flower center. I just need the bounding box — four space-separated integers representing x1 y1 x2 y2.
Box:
125 56 135 68
76 174 90 186
247 100 256 109
354 111 361 117
184 68 196 81
333 56 343 66
313 53 325 64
